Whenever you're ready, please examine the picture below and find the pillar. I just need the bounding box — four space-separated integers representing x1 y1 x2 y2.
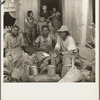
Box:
80 0 89 46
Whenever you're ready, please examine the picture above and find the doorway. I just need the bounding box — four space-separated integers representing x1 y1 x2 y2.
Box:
92 0 95 24
40 0 63 24
4 12 16 28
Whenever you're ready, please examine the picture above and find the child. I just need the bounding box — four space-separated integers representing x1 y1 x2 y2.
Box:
37 17 47 35
25 10 37 45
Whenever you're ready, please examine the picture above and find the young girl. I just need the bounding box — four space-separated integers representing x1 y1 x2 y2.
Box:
25 11 37 45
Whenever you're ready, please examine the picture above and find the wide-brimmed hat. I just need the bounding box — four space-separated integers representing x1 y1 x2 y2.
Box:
58 25 68 32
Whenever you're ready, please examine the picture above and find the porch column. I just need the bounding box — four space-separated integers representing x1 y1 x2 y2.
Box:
80 0 89 46
31 0 40 21
18 0 39 32
15 0 19 25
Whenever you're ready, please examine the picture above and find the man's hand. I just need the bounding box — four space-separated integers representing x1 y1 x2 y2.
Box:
53 49 60 57
53 49 58 53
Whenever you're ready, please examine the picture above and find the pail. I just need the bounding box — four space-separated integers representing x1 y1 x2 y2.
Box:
48 65 55 77
51 54 56 65
30 65 38 75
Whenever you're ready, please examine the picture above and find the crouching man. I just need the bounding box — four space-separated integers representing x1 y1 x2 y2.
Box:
53 25 77 78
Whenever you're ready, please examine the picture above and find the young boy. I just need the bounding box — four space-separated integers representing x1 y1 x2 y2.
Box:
37 17 47 35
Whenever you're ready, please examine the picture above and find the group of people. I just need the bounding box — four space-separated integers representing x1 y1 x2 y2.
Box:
25 5 61 45
4 5 78 80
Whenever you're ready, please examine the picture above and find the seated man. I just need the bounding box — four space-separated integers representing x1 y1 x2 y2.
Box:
4 25 25 63
54 25 77 78
34 25 56 53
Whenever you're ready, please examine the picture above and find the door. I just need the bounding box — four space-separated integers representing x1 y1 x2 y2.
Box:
40 0 63 23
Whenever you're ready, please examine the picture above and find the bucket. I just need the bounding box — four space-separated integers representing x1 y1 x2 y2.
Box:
47 65 56 77
30 65 38 76
51 54 56 65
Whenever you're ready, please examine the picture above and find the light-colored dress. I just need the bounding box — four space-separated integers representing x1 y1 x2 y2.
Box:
4 33 25 62
25 17 37 44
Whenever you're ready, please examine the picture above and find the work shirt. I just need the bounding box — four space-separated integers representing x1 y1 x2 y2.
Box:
55 35 77 52
35 34 55 49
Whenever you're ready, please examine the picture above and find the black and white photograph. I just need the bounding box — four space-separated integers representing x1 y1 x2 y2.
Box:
3 0 96 83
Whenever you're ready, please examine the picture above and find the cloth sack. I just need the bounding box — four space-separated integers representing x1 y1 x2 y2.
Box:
59 57 83 82
11 59 24 80
11 66 24 80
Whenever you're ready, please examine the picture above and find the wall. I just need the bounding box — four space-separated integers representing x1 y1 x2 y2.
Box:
86 0 93 43
62 0 93 44
62 0 82 43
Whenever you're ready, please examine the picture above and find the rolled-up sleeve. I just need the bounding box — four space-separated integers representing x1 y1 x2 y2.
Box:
55 37 61 50
68 37 77 51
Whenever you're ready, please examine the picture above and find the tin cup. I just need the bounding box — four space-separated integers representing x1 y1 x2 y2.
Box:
30 65 38 76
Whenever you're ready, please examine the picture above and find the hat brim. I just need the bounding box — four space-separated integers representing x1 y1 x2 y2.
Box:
58 29 68 32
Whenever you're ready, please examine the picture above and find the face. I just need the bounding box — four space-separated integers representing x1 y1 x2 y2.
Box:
42 27 49 36
29 12 33 17
59 31 67 40
42 6 47 11
11 27 19 37
40 17 45 22
53 8 56 12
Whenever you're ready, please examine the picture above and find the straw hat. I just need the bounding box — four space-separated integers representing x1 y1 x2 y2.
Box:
58 25 68 32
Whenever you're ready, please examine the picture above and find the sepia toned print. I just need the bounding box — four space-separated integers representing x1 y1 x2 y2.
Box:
3 0 95 82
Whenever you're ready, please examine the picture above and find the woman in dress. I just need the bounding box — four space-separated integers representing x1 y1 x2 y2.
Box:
40 5 50 20
51 8 61 33
25 10 37 45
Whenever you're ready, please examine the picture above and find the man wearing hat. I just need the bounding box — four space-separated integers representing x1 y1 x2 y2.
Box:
54 25 77 78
